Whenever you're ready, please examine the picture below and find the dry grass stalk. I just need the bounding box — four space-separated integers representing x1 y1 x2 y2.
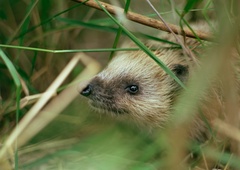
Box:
213 119 240 143
0 53 101 165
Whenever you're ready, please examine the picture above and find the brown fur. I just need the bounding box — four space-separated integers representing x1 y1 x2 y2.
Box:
78 23 240 142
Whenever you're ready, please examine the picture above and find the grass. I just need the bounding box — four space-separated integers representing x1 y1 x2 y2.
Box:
0 0 240 170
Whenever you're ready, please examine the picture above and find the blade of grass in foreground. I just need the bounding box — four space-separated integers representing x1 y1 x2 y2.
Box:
94 0 186 89
109 0 131 60
0 48 22 170
0 44 139 53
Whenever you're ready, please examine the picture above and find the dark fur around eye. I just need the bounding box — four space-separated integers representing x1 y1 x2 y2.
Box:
172 64 189 81
172 64 188 77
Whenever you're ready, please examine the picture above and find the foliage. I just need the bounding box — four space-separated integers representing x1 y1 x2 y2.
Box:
0 0 239 170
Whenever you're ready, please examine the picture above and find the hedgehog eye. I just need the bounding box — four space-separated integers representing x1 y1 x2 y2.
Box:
125 85 139 94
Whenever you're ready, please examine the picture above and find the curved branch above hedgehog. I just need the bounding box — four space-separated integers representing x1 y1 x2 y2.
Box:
73 0 212 41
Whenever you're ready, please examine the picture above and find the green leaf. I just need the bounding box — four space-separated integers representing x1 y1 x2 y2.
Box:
0 48 22 170
94 0 186 89
109 0 131 60
183 0 201 14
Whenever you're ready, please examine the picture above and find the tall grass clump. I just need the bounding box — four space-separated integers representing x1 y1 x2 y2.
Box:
0 0 239 170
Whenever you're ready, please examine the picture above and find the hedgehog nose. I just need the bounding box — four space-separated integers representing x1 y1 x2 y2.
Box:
80 84 92 97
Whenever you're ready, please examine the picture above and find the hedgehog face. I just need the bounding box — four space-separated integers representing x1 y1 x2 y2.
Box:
80 75 141 115
78 50 189 128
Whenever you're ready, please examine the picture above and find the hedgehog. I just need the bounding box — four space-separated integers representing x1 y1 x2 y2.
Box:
78 23 239 142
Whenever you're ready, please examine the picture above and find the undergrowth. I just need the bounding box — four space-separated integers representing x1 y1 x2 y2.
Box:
0 0 239 170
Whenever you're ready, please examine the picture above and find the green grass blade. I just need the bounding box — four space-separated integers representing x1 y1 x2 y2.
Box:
14 3 84 41
178 0 201 39
18 0 33 45
56 17 119 33
175 9 203 45
94 0 186 89
88 17 115 25
0 49 21 105
109 0 131 60
182 0 201 16
7 0 39 44
57 17 178 46
139 34 180 46
0 48 22 170
0 44 140 53
202 0 216 32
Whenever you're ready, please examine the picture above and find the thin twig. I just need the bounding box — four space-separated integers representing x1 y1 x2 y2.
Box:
73 0 212 41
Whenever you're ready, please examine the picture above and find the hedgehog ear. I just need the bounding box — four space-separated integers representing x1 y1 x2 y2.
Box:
172 64 189 81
